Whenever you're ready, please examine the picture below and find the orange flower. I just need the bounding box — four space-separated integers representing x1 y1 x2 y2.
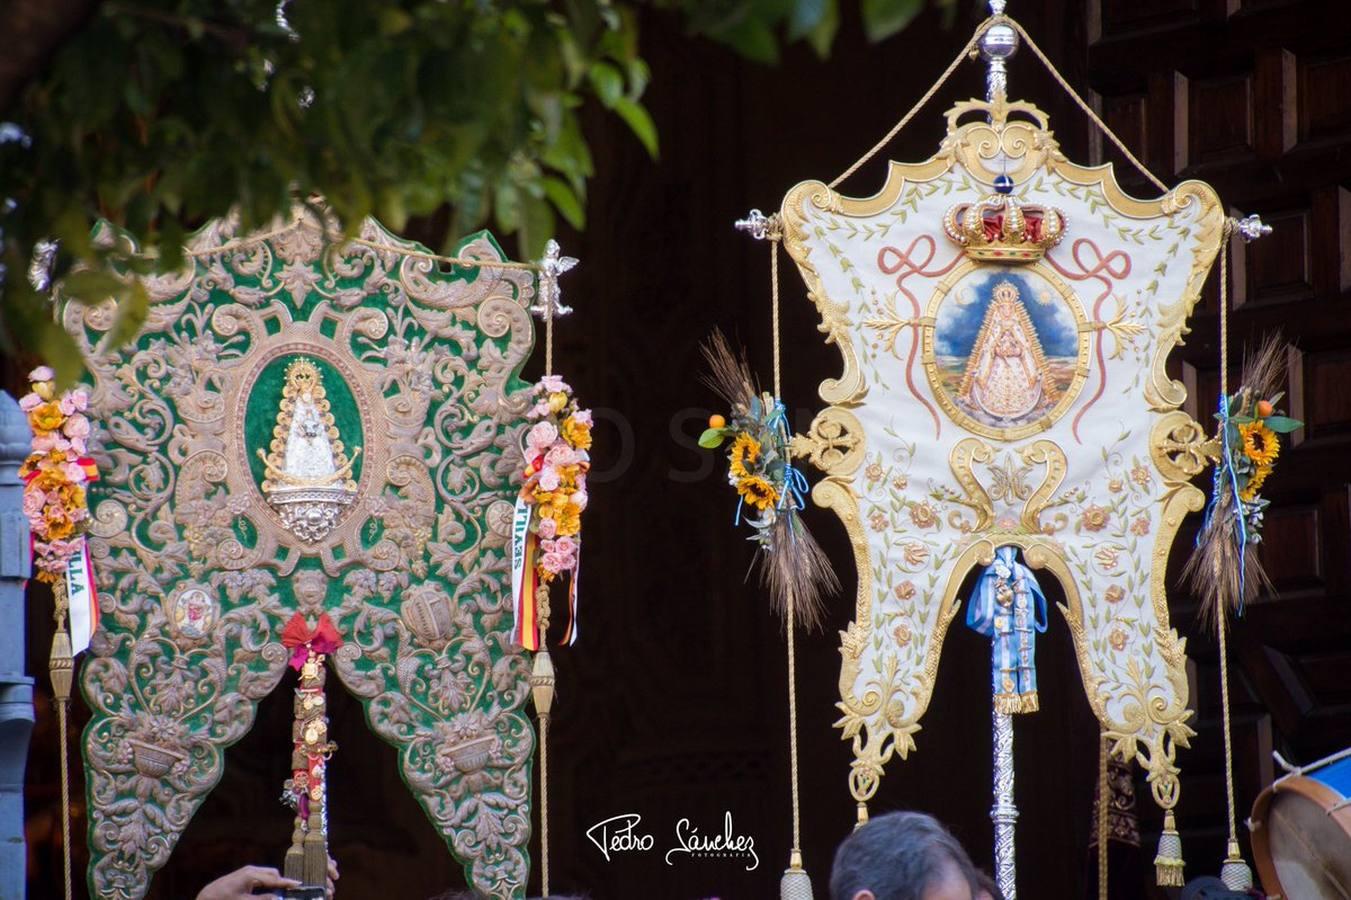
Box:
892 622 912 647
43 508 74 540
561 416 592 451
29 401 64 434
1104 585 1125 604
554 502 583 537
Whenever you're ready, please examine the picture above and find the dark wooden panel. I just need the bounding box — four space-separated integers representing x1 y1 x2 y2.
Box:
1255 48 1297 160
1091 91 1149 174
1298 652 1351 705
1303 350 1351 439
1240 208 1312 304
1256 504 1322 593
1187 74 1255 165
1299 54 1351 140
1095 0 1200 37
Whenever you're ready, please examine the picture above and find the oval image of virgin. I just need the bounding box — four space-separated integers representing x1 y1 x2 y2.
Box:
929 267 1086 435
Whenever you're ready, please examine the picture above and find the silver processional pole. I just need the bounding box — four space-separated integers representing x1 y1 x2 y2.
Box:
979 2 1022 896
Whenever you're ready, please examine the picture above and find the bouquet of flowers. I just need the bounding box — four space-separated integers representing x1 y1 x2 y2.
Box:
699 332 837 627
1185 337 1302 625
514 375 591 649
18 366 97 583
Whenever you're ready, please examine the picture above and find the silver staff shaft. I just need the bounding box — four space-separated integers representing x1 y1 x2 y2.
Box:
992 706 1018 899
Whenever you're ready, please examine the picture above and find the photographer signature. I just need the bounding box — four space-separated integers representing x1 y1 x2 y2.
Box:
586 811 758 872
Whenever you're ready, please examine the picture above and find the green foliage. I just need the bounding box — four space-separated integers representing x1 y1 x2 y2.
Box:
0 0 942 382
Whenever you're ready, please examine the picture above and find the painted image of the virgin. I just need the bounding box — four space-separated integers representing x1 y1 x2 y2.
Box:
932 271 1079 430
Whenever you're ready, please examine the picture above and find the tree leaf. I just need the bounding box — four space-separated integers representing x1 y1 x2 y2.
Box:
613 97 658 157
588 62 623 108
861 0 923 42
806 0 841 57
541 177 585 230
789 0 830 41
100 279 149 351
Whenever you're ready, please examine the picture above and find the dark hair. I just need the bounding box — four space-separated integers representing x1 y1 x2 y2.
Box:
829 811 979 900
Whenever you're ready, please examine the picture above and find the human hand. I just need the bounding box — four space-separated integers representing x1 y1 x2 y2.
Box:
196 865 301 900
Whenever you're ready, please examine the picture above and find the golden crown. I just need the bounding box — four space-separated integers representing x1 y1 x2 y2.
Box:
943 184 1066 263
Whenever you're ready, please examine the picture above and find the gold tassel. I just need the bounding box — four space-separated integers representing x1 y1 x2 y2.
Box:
1154 811 1184 887
780 850 814 900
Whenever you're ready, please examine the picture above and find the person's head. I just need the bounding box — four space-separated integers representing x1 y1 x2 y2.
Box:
829 811 979 900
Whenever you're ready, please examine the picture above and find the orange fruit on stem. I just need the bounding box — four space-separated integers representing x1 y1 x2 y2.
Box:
1256 399 1274 418
708 414 726 429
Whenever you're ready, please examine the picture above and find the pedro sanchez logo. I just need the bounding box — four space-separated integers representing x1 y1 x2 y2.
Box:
586 811 759 872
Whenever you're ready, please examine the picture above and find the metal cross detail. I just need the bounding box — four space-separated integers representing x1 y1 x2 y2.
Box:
530 239 578 319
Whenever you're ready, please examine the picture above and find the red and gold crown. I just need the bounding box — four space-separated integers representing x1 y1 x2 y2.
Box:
943 185 1066 263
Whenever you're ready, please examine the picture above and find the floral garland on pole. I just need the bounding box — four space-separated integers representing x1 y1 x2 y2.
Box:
19 365 100 651
512 375 591 651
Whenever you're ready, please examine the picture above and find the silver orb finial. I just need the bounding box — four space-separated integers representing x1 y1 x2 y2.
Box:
1233 213 1272 243
979 20 1018 102
989 1 1008 16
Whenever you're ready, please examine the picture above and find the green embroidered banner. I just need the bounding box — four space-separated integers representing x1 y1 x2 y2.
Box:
67 209 537 898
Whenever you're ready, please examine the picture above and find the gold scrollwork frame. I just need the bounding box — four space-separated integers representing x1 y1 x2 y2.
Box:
781 97 1223 816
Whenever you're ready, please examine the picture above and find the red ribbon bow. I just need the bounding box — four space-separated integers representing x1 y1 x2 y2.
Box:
281 612 342 670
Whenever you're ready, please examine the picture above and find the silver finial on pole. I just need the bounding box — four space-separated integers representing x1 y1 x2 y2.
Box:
979 3 1018 103
530 239 578 319
1232 214 1272 243
735 209 771 240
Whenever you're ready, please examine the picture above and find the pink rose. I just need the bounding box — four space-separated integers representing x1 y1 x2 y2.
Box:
67 436 87 455
28 366 54 382
63 414 90 440
538 467 561 491
61 461 88 484
544 444 576 468
526 421 559 452
539 375 571 394
540 551 569 573
553 536 577 556
59 393 89 415
570 489 588 511
23 490 44 517
529 401 552 419
19 393 43 412
571 409 593 427
536 517 557 539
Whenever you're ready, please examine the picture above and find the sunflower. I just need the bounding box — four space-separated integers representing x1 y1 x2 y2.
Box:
736 474 779 510
1239 421 1279 466
728 433 761 479
1239 463 1272 502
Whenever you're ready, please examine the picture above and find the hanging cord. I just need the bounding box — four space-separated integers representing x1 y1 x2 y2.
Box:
1097 735 1109 900
831 15 1169 196
545 275 555 377
58 701 72 899
49 582 75 900
771 239 805 865
1215 220 1242 860
539 711 550 895
1000 17 1168 194
830 19 989 189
